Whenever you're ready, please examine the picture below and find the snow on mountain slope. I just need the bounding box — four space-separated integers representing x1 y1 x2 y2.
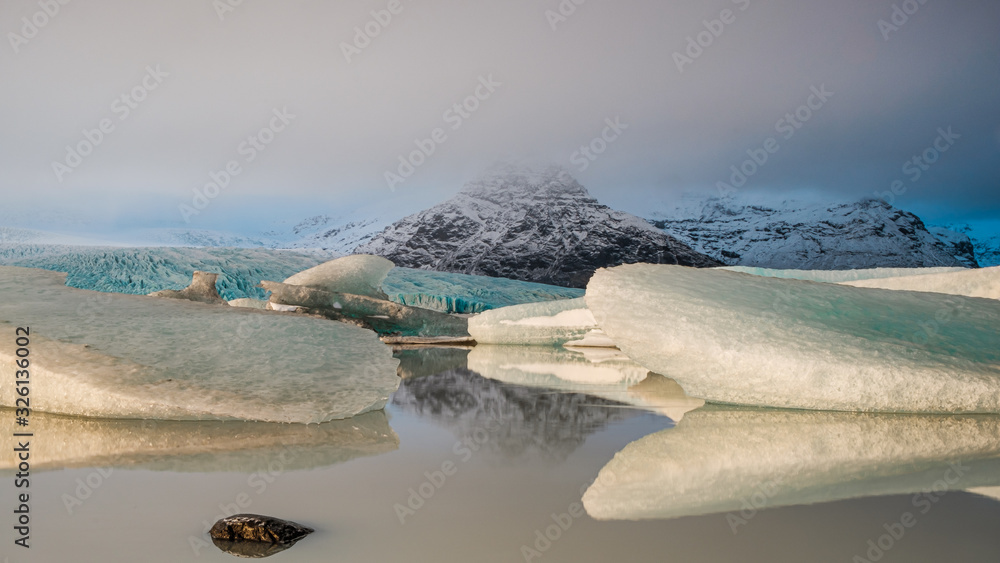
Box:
930 223 1000 268
927 226 978 267
357 164 720 288
280 215 394 254
649 196 965 270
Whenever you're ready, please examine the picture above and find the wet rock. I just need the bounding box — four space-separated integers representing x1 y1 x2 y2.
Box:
149 271 228 305
209 514 314 555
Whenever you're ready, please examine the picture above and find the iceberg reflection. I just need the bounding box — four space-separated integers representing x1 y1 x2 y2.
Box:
583 407 1000 520
0 409 397 473
468 345 705 421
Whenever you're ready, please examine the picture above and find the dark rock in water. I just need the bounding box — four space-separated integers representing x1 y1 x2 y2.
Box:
210 514 313 558
149 271 229 305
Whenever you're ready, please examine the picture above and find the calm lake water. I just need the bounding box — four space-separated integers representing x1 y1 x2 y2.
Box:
4 346 1000 562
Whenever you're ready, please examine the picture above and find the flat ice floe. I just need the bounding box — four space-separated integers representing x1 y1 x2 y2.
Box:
0 267 400 423
586 264 1000 413
840 266 1000 300
468 345 704 421
468 298 598 345
583 408 1000 520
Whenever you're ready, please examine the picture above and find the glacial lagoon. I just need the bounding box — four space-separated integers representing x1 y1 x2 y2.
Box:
4 346 1000 562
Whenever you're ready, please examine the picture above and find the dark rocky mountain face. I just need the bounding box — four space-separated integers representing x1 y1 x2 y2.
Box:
356 164 720 288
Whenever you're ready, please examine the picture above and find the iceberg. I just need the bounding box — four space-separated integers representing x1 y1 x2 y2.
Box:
582 407 1000 520
586 264 1000 413
468 298 598 345
721 265 965 283
0 267 400 423
148 271 228 305
0 410 397 472
381 267 584 314
840 266 999 300
468 345 704 421
261 280 469 338
282 254 393 298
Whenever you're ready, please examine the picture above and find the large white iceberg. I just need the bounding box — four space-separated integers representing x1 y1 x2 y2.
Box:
282 254 394 298
583 408 1000 520
468 298 599 345
586 264 1000 413
840 266 999 300
0 267 400 423
467 345 704 421
720 265 966 283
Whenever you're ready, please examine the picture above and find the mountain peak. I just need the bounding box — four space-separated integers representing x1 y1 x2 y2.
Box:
459 162 593 203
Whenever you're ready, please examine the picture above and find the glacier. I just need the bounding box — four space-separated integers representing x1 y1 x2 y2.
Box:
583 407 1000 520
468 297 599 345
0 244 322 300
382 267 583 314
467 345 704 421
586 264 1000 413
840 266 999 300
0 267 400 423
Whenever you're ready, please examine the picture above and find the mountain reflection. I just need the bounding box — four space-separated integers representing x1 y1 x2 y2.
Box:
391 368 638 463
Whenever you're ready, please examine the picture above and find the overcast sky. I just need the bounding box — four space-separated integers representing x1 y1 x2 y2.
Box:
1 0 998 234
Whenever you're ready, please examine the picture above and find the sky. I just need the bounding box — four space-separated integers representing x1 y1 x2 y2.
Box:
1 0 998 236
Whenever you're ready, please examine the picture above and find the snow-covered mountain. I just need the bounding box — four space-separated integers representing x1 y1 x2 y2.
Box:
274 215 394 254
357 164 720 288
926 226 978 268
648 196 967 270
928 223 1000 268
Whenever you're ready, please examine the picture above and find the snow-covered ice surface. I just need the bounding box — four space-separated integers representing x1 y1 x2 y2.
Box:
468 297 597 345
0 411 396 472
841 266 1000 300
586 264 1000 413
381 267 583 314
283 254 394 298
468 345 704 421
721 265 966 283
582 407 1000 520
0 244 321 300
0 267 400 423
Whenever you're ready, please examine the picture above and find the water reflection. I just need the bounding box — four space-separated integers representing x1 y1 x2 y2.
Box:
392 367 638 463
0 410 397 472
468 345 705 421
583 407 1000 520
